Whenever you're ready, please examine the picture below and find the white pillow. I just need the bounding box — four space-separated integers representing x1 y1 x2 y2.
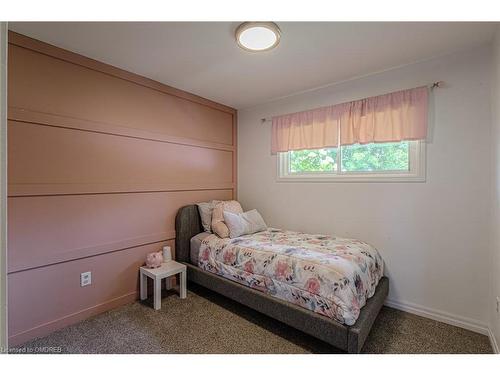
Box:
223 209 267 239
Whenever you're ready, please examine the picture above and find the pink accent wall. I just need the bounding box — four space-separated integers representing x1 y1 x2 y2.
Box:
7 32 237 345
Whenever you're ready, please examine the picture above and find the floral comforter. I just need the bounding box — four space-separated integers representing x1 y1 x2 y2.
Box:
198 229 384 325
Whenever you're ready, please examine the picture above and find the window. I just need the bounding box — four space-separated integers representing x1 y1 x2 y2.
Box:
278 140 425 182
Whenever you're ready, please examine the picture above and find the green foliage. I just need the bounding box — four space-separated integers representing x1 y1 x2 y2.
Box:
341 142 409 172
289 142 409 173
290 148 338 172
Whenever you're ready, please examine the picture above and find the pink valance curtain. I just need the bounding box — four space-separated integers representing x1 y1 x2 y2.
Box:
271 86 428 154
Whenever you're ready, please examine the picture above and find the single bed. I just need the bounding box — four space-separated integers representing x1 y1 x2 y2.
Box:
175 205 389 353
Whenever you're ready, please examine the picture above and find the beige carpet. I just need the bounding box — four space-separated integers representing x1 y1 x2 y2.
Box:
18 284 493 354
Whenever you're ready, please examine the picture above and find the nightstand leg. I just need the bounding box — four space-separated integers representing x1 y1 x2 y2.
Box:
140 273 147 301
154 277 162 310
180 270 186 299
165 276 173 290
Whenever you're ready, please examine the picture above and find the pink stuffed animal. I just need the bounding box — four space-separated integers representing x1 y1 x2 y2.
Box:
145 251 163 268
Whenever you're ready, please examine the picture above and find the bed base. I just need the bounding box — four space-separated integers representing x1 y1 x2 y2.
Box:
175 205 389 353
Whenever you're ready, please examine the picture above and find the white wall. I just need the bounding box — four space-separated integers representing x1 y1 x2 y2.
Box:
491 27 500 352
0 22 7 349
238 45 492 332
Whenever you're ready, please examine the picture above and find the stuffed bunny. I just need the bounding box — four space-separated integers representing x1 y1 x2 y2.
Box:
145 251 163 268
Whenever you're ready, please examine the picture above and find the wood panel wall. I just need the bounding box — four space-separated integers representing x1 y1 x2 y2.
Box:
7 32 237 345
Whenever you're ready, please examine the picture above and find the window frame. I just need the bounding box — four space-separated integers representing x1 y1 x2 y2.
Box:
277 140 426 183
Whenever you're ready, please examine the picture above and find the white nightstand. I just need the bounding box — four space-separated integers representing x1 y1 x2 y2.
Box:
140 261 187 310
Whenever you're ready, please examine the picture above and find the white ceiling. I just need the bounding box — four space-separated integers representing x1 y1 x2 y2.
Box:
9 22 497 109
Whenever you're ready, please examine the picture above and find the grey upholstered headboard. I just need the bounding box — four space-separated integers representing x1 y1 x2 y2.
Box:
175 205 203 263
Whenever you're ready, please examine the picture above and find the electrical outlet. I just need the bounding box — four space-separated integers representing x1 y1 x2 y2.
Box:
80 271 92 287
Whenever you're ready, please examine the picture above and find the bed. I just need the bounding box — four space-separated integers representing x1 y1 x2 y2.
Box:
175 205 389 353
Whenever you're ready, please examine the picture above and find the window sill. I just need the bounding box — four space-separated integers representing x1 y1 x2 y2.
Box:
276 173 426 183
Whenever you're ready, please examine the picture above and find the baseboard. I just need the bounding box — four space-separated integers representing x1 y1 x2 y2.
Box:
488 328 499 354
8 291 138 347
385 298 489 336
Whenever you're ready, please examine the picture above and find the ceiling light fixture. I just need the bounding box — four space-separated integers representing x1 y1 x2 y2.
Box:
235 22 281 52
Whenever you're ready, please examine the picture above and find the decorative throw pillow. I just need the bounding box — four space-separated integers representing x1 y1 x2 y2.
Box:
223 209 267 239
211 200 243 238
197 200 222 233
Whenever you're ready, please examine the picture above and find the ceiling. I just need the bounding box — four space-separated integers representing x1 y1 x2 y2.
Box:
8 22 497 109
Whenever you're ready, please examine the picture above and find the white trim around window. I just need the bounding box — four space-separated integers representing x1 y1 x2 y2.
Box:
277 141 426 183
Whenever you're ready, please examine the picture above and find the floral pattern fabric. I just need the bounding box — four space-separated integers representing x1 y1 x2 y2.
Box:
198 228 384 325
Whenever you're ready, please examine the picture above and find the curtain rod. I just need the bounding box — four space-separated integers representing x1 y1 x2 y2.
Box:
260 81 443 123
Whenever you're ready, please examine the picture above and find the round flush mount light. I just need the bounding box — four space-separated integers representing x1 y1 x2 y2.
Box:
236 22 281 52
